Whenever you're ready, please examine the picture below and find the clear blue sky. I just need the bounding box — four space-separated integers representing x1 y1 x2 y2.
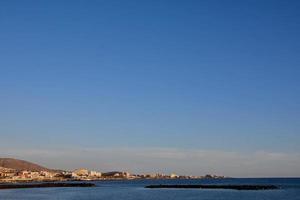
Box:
1 0 300 176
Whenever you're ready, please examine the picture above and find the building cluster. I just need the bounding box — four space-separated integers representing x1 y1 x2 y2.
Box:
66 168 102 180
0 167 15 179
0 167 60 182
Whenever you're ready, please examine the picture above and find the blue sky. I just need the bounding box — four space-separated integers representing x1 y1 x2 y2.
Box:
1 0 300 176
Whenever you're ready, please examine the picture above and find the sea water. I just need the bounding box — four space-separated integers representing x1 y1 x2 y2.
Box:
0 178 300 200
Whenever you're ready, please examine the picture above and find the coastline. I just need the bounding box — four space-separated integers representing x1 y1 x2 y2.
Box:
0 177 213 184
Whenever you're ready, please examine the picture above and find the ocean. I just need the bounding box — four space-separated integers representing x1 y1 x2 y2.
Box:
0 178 300 200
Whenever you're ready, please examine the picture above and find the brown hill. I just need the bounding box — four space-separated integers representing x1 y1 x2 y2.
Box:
0 158 59 172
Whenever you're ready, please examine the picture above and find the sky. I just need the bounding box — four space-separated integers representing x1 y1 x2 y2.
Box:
0 0 300 177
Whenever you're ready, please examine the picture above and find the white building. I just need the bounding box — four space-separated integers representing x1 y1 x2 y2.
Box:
89 171 102 177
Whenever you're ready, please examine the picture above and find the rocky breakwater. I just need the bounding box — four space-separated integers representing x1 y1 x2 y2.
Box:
145 184 279 190
0 182 95 190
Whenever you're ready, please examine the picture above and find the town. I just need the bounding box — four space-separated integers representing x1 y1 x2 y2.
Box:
0 166 225 183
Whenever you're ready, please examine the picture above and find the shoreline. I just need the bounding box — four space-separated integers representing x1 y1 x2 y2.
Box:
0 177 225 184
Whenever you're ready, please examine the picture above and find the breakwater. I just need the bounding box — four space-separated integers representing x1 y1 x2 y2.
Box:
145 184 279 190
0 182 95 190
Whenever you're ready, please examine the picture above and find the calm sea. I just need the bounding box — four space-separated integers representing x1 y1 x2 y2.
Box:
0 178 300 200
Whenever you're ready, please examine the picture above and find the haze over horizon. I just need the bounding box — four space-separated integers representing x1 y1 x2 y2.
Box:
1 0 300 177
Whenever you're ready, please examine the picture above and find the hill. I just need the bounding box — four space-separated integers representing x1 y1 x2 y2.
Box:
0 158 59 172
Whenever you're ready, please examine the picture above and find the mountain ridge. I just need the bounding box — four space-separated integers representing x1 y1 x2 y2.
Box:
0 158 60 172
